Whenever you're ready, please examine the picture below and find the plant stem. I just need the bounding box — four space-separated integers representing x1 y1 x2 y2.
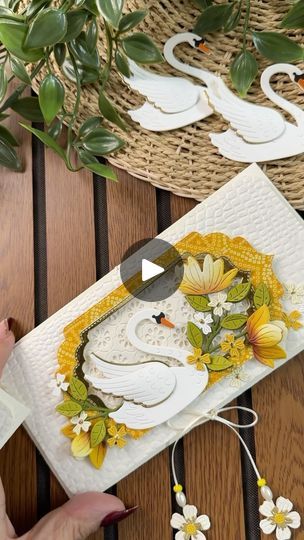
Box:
243 0 251 52
100 20 114 90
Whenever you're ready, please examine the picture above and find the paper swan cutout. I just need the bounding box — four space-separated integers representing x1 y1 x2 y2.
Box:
125 32 304 163
85 309 208 430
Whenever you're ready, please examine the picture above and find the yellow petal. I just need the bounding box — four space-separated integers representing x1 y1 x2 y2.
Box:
202 254 214 291
118 426 127 437
117 437 127 448
290 310 301 320
217 268 238 291
254 323 283 347
221 341 231 353
71 432 92 458
61 423 77 439
253 344 286 366
107 437 117 448
89 443 107 469
180 256 204 294
201 353 211 364
107 425 118 437
247 305 270 338
211 258 225 289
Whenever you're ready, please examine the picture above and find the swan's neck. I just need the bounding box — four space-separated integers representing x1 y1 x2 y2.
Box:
261 64 304 128
163 34 214 85
127 313 189 364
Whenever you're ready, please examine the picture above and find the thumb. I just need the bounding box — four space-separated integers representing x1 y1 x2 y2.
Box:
0 319 15 378
22 492 136 540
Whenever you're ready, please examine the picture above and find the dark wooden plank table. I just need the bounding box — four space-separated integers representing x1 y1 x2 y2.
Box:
0 110 303 540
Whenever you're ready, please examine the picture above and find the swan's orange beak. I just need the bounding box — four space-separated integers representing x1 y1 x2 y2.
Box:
297 77 304 91
198 42 211 54
160 317 175 329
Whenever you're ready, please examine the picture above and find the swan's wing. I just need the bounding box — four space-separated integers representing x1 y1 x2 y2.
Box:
86 360 176 407
88 353 147 378
128 96 213 131
206 77 286 143
124 59 201 114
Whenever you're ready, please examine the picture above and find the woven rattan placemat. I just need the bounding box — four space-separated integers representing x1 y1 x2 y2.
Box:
31 1 304 208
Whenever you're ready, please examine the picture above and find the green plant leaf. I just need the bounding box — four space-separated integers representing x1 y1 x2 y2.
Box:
56 400 82 417
281 0 304 29
62 57 99 84
221 313 247 330
0 65 7 104
96 0 123 28
223 2 242 32
10 57 32 85
86 19 98 52
118 10 147 33
83 0 99 16
65 9 87 42
186 295 211 311
26 0 52 18
252 31 304 62
25 8 67 49
122 33 163 64
11 97 44 122
192 0 213 10
227 281 251 302
230 50 258 96
54 43 66 67
82 127 124 155
69 376 88 401
187 321 203 348
39 73 65 125
115 50 131 77
208 355 234 371
253 283 271 308
83 161 118 180
69 33 100 69
194 3 233 35
98 91 126 130
0 139 22 171
78 116 101 138
20 123 67 163
0 20 44 62
0 125 19 146
90 419 106 447
47 120 62 140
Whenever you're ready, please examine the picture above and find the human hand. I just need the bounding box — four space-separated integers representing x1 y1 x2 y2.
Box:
0 319 137 539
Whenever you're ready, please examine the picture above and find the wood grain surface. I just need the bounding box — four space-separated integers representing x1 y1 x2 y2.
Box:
0 124 303 540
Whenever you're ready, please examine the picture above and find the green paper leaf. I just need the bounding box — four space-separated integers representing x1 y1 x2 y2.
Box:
0 65 7 104
227 282 251 302
115 50 131 77
56 400 82 417
20 123 67 163
122 33 163 64
98 91 126 130
118 10 147 33
39 74 65 125
90 419 106 447
69 377 88 401
221 313 247 330
65 9 87 42
281 0 304 29
96 0 123 28
194 3 233 35
0 139 22 171
0 125 19 146
82 127 124 155
83 161 118 180
25 8 67 49
186 295 210 311
0 20 44 62
187 321 203 348
208 355 234 371
10 57 32 85
230 50 258 96
253 283 271 309
11 97 44 122
252 31 304 62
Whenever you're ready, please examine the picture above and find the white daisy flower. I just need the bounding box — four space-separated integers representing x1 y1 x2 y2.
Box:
48 373 69 396
193 313 213 335
284 283 304 305
259 497 301 539
171 504 211 540
208 292 232 317
71 411 91 436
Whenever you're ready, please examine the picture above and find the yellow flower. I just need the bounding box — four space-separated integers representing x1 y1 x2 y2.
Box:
107 424 127 448
246 305 286 368
282 310 303 330
187 348 211 370
180 255 238 295
221 334 247 363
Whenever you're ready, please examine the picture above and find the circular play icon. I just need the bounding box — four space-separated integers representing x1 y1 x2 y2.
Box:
120 238 184 302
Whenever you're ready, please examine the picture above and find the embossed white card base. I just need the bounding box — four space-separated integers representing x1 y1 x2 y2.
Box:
2 164 304 496
0 388 29 449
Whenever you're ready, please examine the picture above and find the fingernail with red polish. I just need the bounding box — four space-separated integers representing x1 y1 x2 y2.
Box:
101 506 139 527
0 319 10 340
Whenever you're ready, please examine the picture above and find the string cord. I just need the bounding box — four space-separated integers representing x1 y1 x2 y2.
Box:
169 406 261 487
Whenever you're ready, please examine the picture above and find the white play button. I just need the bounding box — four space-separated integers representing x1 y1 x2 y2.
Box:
141 259 164 282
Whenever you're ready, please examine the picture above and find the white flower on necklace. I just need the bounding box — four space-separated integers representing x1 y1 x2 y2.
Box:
284 283 304 305
171 504 211 540
193 313 213 335
48 373 69 396
208 292 232 317
71 411 91 436
259 497 301 539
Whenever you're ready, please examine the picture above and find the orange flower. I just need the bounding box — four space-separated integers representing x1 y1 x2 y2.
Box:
246 305 286 368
